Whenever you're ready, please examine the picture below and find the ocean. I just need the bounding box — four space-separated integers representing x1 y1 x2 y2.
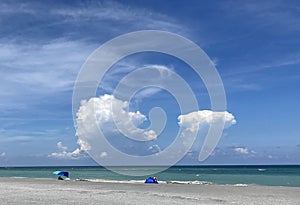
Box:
0 165 299 187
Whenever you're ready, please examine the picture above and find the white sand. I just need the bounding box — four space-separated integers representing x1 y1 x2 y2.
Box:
0 178 299 205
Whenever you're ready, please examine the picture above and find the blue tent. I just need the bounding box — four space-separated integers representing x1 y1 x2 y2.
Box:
53 171 69 178
145 177 158 184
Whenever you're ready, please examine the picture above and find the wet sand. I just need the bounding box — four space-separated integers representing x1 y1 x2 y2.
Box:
0 178 299 205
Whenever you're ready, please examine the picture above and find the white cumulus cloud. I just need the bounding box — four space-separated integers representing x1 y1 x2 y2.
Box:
56 141 68 151
148 144 161 154
233 147 256 156
177 110 236 149
74 94 236 164
76 94 158 144
48 141 86 159
234 147 249 155
99 152 108 158
178 110 236 132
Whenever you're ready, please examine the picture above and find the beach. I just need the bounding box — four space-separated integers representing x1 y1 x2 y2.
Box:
0 178 299 205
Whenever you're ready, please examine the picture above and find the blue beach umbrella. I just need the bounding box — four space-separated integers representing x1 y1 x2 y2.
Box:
145 177 158 184
53 171 69 178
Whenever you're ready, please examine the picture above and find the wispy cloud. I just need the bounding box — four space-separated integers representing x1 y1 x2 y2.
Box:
0 0 186 42
0 0 188 116
98 63 178 109
0 40 93 93
0 1 36 15
224 51 300 78
0 39 96 118
211 1 300 91
50 1 185 34
0 136 34 143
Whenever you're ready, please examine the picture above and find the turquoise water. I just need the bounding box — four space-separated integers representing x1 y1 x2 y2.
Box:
0 166 299 187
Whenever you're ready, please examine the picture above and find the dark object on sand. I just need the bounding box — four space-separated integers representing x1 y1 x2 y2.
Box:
145 177 158 184
58 176 64 180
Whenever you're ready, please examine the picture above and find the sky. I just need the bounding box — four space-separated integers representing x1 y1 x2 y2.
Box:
0 0 300 166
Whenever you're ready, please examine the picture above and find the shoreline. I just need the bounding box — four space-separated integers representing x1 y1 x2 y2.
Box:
1 178 299 204
2 176 300 188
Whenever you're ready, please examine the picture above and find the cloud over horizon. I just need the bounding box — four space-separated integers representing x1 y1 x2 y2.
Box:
48 141 86 159
73 94 236 163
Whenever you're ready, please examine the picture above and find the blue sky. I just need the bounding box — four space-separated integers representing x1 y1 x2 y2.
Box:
0 0 299 166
